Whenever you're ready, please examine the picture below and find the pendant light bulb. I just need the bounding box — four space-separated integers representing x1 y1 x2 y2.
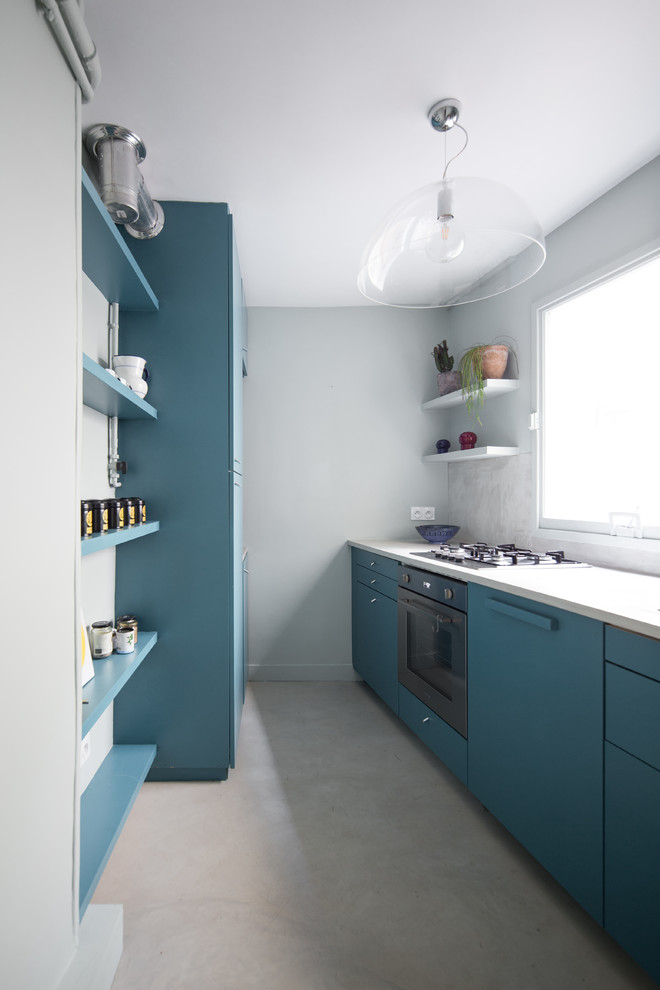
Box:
425 183 465 263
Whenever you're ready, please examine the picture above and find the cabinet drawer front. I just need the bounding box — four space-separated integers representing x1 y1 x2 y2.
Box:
354 564 398 601
605 742 660 984
352 580 398 713
606 662 660 771
605 625 660 681
397 685 467 784
351 547 399 581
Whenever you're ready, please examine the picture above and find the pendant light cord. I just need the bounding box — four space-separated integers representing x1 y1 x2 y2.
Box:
442 124 469 180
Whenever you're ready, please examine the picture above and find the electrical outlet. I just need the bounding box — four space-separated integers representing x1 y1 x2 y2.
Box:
80 736 91 767
411 507 436 520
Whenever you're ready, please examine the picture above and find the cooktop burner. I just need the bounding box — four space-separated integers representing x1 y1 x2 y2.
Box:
412 542 590 568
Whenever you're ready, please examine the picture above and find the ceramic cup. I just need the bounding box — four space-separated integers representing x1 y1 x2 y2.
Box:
112 354 146 375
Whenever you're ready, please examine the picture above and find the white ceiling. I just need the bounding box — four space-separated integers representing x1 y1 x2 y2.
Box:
81 0 660 308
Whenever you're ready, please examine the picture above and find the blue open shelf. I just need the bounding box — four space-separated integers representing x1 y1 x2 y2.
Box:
82 632 158 738
81 521 160 556
81 169 158 311
79 744 156 915
83 354 157 420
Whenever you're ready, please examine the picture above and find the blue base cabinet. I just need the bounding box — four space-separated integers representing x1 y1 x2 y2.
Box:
604 626 660 983
351 549 398 713
467 585 604 922
113 202 245 780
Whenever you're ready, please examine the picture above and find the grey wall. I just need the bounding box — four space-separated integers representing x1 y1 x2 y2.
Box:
243 306 450 678
444 155 660 575
1 1 80 986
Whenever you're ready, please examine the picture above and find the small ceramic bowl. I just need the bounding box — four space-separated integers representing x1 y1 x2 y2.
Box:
415 524 460 544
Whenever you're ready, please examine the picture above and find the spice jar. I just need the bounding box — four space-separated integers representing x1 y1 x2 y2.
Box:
90 620 114 658
116 614 138 644
115 623 135 654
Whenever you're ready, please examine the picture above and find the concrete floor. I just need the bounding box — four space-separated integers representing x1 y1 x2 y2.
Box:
95 683 657 990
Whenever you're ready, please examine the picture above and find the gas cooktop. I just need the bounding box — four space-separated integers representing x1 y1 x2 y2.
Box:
412 542 590 569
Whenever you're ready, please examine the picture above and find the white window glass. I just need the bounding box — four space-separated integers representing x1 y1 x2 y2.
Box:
539 249 660 540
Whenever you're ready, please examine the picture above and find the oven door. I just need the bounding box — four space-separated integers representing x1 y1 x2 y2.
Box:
398 588 467 738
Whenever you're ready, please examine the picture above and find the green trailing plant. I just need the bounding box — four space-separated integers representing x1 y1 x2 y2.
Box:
458 337 518 425
433 340 454 373
458 346 487 423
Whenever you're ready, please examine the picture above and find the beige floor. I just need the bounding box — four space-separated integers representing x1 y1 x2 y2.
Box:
95 683 657 990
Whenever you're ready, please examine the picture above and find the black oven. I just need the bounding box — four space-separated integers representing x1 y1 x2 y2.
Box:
397 564 467 738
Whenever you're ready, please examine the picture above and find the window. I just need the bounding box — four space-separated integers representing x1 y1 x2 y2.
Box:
536 243 660 543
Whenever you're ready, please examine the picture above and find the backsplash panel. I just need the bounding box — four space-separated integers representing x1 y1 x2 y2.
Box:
448 452 660 577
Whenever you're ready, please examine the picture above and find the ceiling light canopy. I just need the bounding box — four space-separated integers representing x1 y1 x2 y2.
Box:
357 99 546 307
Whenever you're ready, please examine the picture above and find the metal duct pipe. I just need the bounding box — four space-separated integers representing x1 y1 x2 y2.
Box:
38 0 101 103
85 124 165 238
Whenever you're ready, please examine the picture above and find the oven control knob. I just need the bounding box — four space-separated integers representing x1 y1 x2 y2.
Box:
444 588 454 600
402 573 411 583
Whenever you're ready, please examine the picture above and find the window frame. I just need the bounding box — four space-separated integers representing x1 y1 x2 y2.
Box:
533 236 660 551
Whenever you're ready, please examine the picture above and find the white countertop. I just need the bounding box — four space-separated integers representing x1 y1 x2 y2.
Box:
349 539 660 642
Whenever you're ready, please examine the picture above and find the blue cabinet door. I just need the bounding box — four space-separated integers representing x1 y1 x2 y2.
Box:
605 742 660 983
229 219 245 766
352 567 398 714
467 585 604 922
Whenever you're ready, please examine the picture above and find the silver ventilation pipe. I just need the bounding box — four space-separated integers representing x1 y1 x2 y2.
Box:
85 124 165 239
38 0 101 103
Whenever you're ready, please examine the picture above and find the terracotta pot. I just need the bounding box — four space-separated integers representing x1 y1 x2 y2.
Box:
437 370 462 396
479 345 509 379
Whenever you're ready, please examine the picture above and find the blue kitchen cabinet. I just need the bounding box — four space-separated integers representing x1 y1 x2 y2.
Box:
467 584 604 922
604 626 660 983
112 202 245 779
230 224 246 755
351 549 398 713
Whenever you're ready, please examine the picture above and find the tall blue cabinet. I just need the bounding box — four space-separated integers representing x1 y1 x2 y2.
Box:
112 201 246 780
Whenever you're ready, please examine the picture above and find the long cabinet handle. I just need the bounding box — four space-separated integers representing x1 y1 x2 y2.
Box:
484 597 558 631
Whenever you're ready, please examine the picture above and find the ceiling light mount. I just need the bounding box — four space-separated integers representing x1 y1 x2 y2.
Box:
428 99 462 132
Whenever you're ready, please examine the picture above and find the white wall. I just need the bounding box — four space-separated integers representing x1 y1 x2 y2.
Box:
1 1 79 987
444 155 660 575
244 305 450 679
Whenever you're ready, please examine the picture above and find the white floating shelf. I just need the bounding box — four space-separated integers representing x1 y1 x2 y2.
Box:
422 379 519 412
423 446 519 463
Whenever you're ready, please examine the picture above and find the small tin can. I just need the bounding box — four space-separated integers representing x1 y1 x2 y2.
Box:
120 497 136 526
116 614 138 644
92 500 109 533
106 498 124 530
81 500 94 537
133 497 146 524
90 620 114 658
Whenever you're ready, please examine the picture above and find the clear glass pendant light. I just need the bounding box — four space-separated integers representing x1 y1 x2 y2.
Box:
357 99 546 307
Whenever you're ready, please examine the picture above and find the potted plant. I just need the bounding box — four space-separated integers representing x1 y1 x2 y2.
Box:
459 339 516 422
433 340 461 396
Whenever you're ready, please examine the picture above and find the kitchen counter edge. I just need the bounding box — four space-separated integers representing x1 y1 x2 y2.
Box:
348 539 660 642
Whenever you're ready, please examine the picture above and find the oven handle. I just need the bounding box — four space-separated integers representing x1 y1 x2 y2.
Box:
399 595 458 628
